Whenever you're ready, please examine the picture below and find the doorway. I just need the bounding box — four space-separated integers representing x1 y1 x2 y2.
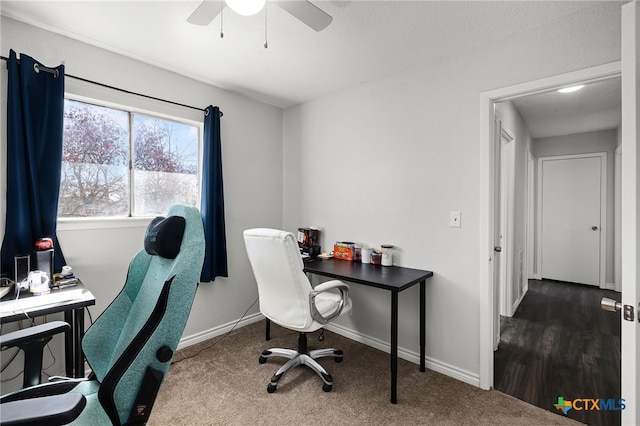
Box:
488 74 621 424
478 61 622 395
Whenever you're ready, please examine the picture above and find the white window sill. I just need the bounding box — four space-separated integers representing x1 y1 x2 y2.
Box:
57 217 153 232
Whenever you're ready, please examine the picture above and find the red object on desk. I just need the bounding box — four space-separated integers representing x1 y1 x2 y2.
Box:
34 238 53 250
333 244 354 261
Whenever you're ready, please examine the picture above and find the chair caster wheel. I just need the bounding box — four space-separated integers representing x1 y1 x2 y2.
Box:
267 383 277 393
334 350 343 363
259 356 267 364
322 383 332 392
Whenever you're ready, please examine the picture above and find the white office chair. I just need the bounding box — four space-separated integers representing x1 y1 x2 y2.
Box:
243 228 352 393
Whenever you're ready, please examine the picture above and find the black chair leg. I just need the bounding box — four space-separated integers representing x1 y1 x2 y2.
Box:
19 337 53 388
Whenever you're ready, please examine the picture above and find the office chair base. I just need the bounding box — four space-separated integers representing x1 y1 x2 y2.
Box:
259 334 343 393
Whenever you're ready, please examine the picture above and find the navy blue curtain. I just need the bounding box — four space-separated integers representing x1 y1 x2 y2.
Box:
200 105 228 282
1 50 67 277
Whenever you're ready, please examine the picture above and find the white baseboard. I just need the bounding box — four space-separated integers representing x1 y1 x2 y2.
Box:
511 283 528 314
177 312 264 351
177 314 481 388
603 282 616 291
324 322 480 388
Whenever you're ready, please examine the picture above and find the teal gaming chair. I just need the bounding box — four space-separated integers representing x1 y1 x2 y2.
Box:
0 204 205 425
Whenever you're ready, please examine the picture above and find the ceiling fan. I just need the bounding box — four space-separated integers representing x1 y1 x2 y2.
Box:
187 0 333 32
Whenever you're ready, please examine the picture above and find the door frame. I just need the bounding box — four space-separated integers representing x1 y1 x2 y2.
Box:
614 144 622 293
478 61 621 390
620 2 639 424
536 153 607 287
527 152 536 280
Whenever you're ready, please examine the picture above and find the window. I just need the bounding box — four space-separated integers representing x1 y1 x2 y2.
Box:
59 99 200 218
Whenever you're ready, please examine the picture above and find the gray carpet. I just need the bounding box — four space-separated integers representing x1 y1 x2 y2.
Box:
150 320 581 425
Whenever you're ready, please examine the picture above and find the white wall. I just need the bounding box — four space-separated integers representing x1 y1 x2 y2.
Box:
1 17 283 392
283 4 621 384
532 129 619 287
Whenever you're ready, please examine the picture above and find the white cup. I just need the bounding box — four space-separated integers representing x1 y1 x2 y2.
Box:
61 265 73 276
361 247 372 264
381 244 394 266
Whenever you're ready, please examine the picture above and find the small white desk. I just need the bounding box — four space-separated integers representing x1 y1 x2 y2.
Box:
0 281 96 378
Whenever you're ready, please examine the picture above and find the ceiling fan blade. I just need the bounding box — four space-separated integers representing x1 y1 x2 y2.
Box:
187 0 224 26
274 1 333 32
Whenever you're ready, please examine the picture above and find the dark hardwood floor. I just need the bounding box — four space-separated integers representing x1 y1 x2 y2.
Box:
494 279 621 426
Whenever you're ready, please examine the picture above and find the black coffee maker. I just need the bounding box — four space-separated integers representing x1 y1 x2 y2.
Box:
297 227 321 258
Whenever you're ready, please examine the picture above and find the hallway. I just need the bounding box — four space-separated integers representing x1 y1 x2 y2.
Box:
494 279 621 426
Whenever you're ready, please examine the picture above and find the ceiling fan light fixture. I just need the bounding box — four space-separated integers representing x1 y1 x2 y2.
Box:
225 0 266 16
557 85 585 94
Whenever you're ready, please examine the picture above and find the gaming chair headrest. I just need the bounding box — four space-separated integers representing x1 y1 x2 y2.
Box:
144 216 186 259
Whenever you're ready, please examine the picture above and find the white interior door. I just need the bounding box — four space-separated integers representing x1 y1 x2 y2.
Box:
539 154 604 286
499 127 515 316
492 120 502 349
620 2 639 424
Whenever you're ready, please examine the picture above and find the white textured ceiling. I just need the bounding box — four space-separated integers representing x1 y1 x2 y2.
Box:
1 1 624 137
511 77 622 139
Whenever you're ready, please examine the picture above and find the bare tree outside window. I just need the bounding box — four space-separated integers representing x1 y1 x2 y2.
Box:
59 99 200 218
60 100 129 217
133 114 199 216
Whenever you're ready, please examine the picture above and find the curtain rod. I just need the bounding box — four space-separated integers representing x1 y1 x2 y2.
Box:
1 55 223 117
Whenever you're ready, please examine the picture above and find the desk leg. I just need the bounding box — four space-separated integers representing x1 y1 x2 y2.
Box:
73 308 85 378
420 280 426 372
391 291 398 404
64 310 73 377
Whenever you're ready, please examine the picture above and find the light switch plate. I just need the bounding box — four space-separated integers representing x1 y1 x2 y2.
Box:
450 211 461 228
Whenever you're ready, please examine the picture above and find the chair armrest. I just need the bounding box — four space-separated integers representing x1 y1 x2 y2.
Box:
309 281 349 324
312 281 349 294
0 321 70 350
0 393 86 426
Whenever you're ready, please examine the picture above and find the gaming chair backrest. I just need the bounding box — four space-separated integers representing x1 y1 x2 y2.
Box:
81 204 205 424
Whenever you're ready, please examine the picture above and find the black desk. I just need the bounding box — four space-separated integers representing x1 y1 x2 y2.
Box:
305 259 433 404
0 281 95 379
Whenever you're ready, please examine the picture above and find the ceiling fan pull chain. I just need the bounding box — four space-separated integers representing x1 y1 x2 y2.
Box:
264 1 268 48
220 3 224 38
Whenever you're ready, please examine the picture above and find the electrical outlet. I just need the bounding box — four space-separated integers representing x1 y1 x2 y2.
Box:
450 211 461 228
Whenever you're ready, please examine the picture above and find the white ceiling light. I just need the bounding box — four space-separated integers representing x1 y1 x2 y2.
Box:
557 85 585 93
225 0 266 16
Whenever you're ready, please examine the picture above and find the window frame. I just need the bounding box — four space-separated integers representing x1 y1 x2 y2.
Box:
58 93 203 229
